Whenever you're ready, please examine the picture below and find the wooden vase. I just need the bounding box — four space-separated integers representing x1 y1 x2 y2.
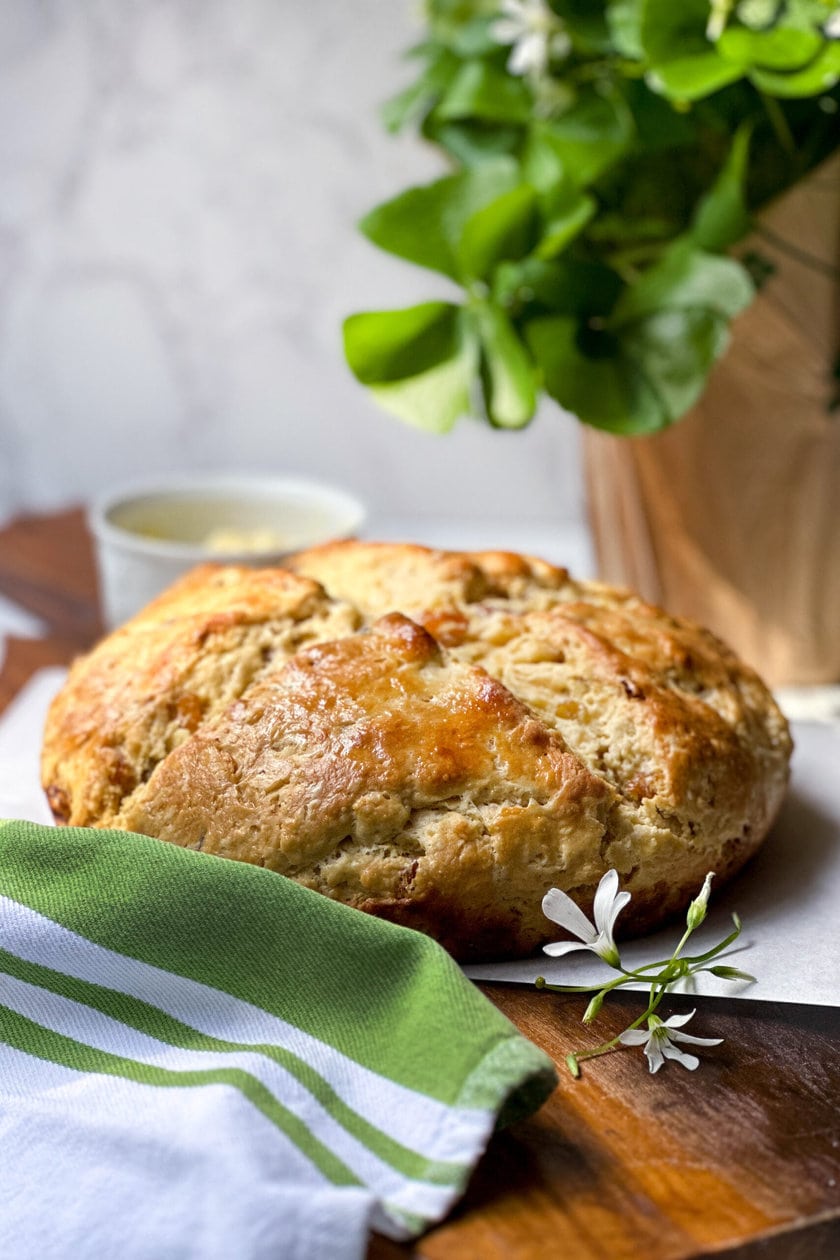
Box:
583 154 840 686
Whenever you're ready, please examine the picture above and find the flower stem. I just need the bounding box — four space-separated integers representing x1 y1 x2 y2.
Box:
758 90 796 159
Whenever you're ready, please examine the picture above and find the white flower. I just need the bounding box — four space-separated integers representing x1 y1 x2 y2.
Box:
491 0 571 79
706 0 734 42
735 0 778 31
826 7 840 40
619 1010 723 1073
542 869 631 967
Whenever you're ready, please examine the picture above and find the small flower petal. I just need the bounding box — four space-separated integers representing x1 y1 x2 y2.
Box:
509 31 547 76
620 1007 723 1074
660 1042 700 1070
618 1028 650 1047
660 1009 723 1046
490 17 522 44
668 1030 724 1048
542 939 594 958
549 29 572 59
603 889 631 941
585 869 630 963
644 1037 665 1074
490 0 566 79
662 1009 698 1029
592 869 620 932
542 887 597 943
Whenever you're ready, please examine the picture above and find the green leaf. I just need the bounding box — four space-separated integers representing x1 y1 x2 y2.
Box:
359 185 456 279
640 0 748 100
530 93 634 190
473 301 537 427
359 160 521 280
690 124 752 251
556 0 614 54
444 14 502 58
788 0 840 25
343 303 477 433
718 26 823 71
526 315 666 434
522 237 752 432
521 131 603 252
423 119 521 165
607 0 644 59
381 78 435 134
640 0 717 62
368 355 474 433
536 191 596 259
623 307 730 421
646 53 747 100
493 257 623 318
343 302 462 384
611 241 754 325
370 355 476 433
587 212 675 244
749 42 840 96
520 128 568 200
381 47 461 133
435 60 534 125
620 78 698 151
349 0 840 444
457 184 539 279
785 0 840 27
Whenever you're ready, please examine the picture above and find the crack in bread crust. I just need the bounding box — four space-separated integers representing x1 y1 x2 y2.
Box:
42 542 792 961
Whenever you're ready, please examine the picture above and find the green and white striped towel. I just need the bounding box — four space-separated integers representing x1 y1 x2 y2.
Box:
0 819 556 1259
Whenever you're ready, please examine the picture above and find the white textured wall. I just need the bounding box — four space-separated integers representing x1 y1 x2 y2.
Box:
0 0 585 536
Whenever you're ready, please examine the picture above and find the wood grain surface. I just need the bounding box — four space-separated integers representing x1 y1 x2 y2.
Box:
1 508 839 1259
582 153 840 689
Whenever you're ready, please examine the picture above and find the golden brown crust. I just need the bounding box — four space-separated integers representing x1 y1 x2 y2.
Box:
119 613 613 959
41 564 361 828
284 539 578 617
42 541 793 961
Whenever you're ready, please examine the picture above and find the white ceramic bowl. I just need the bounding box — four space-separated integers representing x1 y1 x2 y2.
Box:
88 474 366 629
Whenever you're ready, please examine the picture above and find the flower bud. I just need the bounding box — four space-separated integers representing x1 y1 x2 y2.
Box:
686 871 715 930
709 965 755 982
583 992 605 1024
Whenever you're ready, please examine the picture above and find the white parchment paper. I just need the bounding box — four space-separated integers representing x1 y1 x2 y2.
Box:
2 669 838 1007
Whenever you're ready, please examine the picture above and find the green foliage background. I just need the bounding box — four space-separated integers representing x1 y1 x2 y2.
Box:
344 0 840 435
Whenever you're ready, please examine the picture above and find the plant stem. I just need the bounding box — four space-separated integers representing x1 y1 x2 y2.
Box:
758 91 796 159
571 1004 650 1065
566 973 671 1073
682 921 742 966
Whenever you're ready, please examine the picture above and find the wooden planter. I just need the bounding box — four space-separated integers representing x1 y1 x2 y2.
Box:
583 154 840 686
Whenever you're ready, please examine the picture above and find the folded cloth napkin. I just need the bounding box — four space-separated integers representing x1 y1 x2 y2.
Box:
0 819 556 1260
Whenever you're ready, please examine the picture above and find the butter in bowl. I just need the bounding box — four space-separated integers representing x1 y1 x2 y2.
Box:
88 475 366 628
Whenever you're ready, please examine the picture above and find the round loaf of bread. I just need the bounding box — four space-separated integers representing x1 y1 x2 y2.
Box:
41 541 792 961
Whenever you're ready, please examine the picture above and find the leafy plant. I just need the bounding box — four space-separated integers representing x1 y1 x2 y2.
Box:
344 0 840 436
